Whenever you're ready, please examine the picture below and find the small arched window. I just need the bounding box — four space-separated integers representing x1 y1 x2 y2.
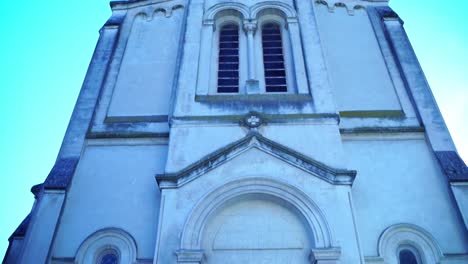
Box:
97 249 119 264
261 22 287 92
217 24 240 93
75 228 136 264
398 246 422 264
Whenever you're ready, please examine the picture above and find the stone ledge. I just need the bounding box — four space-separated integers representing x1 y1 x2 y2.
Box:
195 93 312 103
310 247 342 263
340 126 425 134
175 249 204 263
435 151 468 182
339 110 404 118
44 158 80 190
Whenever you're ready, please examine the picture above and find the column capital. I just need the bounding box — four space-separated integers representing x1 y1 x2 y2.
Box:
243 20 258 33
310 247 342 264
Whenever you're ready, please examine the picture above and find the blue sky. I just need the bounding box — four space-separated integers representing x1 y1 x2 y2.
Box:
0 0 466 258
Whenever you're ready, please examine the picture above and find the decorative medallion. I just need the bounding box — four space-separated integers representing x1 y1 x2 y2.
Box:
241 112 265 129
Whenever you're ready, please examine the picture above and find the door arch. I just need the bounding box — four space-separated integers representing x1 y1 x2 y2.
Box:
178 177 339 263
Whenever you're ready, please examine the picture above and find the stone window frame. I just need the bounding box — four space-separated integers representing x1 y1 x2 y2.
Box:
75 228 137 264
211 13 247 94
376 224 443 264
215 23 241 93
256 12 295 93
196 1 309 97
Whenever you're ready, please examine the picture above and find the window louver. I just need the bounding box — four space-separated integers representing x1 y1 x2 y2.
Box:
262 23 287 92
217 24 239 93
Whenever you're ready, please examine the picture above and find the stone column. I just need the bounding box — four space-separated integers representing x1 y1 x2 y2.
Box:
196 21 215 95
294 0 337 113
243 21 260 93
286 18 309 94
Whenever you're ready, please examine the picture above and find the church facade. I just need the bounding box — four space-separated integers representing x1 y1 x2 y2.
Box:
4 0 468 263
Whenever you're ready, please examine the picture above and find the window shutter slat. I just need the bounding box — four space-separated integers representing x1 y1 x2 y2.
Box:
217 24 240 93
262 23 287 92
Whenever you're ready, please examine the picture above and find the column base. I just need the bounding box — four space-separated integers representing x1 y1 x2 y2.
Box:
245 79 260 94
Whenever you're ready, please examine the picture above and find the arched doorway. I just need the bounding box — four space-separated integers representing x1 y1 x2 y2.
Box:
178 178 340 264
202 194 314 264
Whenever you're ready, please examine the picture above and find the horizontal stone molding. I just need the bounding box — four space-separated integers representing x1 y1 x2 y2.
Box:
175 249 204 264
310 247 342 263
340 126 425 135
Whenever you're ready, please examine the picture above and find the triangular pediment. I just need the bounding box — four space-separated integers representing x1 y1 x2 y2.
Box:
156 132 356 189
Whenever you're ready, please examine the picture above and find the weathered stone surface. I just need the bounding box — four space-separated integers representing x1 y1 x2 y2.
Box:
44 158 79 189
435 151 468 182
6 1 468 263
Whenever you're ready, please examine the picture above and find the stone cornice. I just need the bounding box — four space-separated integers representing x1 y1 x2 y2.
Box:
110 0 180 10
435 151 468 182
340 126 425 134
156 132 356 188
9 214 31 240
44 158 80 190
316 0 389 15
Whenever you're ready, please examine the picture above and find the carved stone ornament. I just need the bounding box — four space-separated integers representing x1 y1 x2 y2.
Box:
315 0 370 15
243 21 258 33
126 3 185 21
241 112 265 129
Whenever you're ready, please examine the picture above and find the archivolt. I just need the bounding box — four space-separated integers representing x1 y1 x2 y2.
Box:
204 2 249 21
377 224 443 263
250 1 297 19
204 1 297 22
180 177 334 250
75 228 137 264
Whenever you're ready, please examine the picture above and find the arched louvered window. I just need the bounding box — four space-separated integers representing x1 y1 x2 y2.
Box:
262 22 287 92
217 24 240 93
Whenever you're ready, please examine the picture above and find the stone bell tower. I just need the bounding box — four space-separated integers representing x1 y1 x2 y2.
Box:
4 0 468 263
